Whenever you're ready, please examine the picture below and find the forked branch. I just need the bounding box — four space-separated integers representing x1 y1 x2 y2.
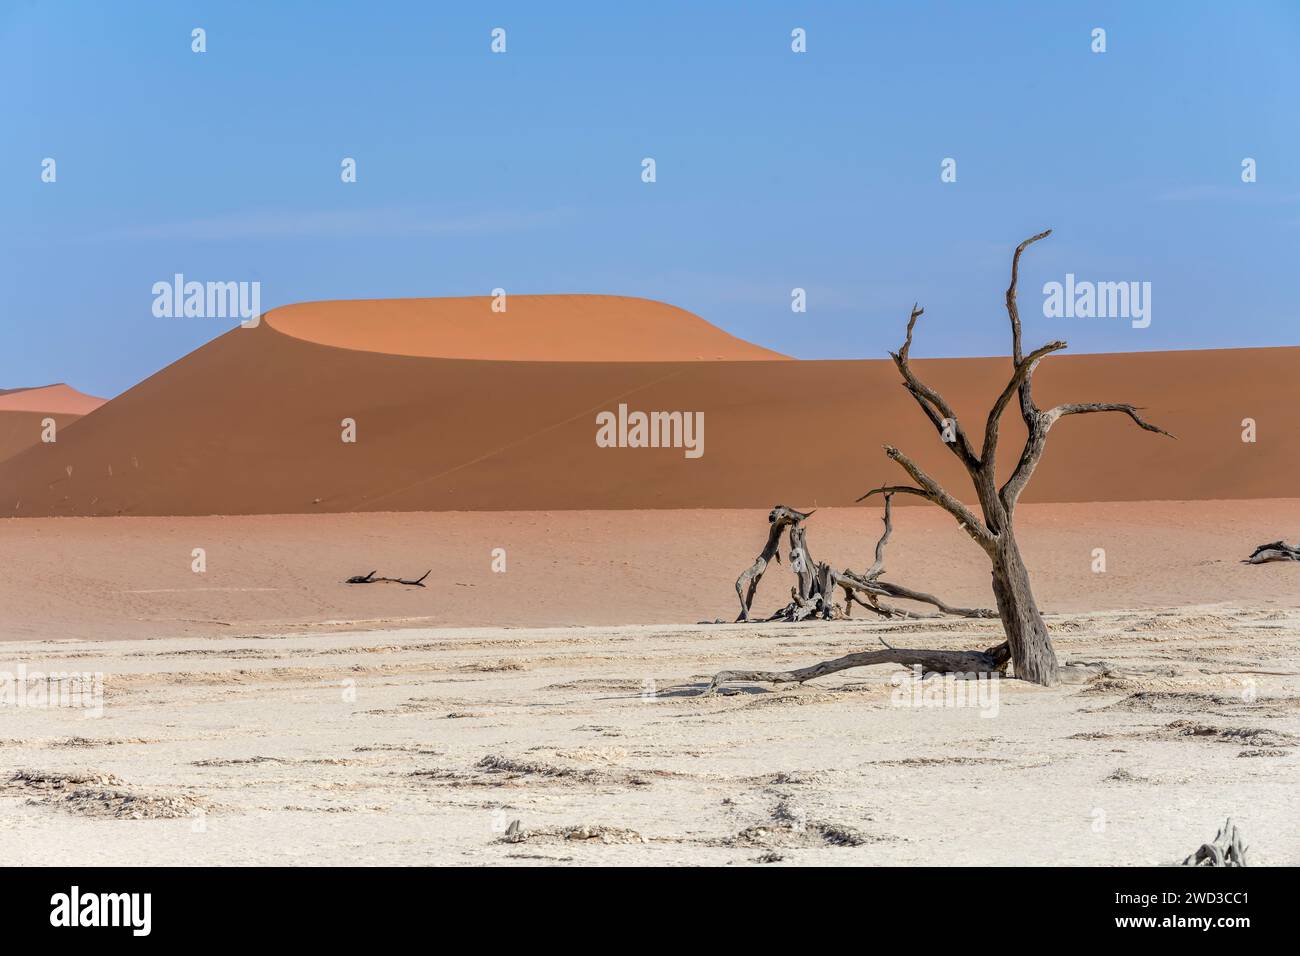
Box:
981 339 1067 466
1006 229 1053 368
890 305 981 470
1001 401 1175 510
877 447 994 551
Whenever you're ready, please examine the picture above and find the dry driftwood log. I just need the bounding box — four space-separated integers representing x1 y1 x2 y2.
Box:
700 639 1011 697
733 496 995 626
1181 818 1250 867
702 496 1008 696
734 505 813 621
707 230 1172 694
345 570 432 587
1245 541 1300 564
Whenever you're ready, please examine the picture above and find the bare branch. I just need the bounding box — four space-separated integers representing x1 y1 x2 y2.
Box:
836 570 993 618
890 304 981 470
1044 402 1176 438
856 484 929 503
1000 401 1175 511
882 445 995 549
1006 229 1053 366
864 491 894 578
981 339 1067 464
867 580 998 618
840 586 897 618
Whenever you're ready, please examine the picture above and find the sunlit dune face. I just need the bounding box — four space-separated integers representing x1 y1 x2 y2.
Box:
0 384 105 415
265 294 790 362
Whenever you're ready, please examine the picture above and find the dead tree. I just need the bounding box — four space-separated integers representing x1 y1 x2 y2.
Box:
863 229 1172 685
708 230 1172 692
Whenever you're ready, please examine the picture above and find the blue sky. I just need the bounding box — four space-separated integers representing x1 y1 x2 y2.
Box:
3 1 1298 397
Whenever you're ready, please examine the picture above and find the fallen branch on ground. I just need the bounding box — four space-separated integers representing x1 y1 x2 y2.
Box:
345 570 432 587
1245 541 1300 564
699 638 1010 697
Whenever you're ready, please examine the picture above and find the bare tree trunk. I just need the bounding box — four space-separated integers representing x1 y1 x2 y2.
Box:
990 539 1057 684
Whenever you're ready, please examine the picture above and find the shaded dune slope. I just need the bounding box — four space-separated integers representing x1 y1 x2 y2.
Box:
0 295 1294 517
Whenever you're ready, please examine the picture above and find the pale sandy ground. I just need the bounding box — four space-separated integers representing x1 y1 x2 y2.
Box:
1 502 1298 865
0 608 1297 866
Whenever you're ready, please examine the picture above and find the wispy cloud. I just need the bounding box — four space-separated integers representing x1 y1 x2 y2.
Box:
97 206 574 242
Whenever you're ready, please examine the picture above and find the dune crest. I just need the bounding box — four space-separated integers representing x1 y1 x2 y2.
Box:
266 294 790 362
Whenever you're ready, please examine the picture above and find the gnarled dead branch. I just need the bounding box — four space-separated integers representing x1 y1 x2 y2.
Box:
345 570 432 587
735 505 811 621
708 495 1001 694
731 493 992 628
1181 818 1250 867
1245 541 1300 564
699 640 1010 697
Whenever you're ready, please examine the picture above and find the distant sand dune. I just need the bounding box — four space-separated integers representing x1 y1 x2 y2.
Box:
0 384 105 465
0 383 105 415
0 295 1295 517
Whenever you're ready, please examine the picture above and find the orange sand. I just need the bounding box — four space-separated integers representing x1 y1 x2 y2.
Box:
0 384 104 415
2 500 1296 641
0 296 1295 517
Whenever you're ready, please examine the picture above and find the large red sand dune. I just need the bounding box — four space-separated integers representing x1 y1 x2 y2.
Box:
0 295 1295 517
